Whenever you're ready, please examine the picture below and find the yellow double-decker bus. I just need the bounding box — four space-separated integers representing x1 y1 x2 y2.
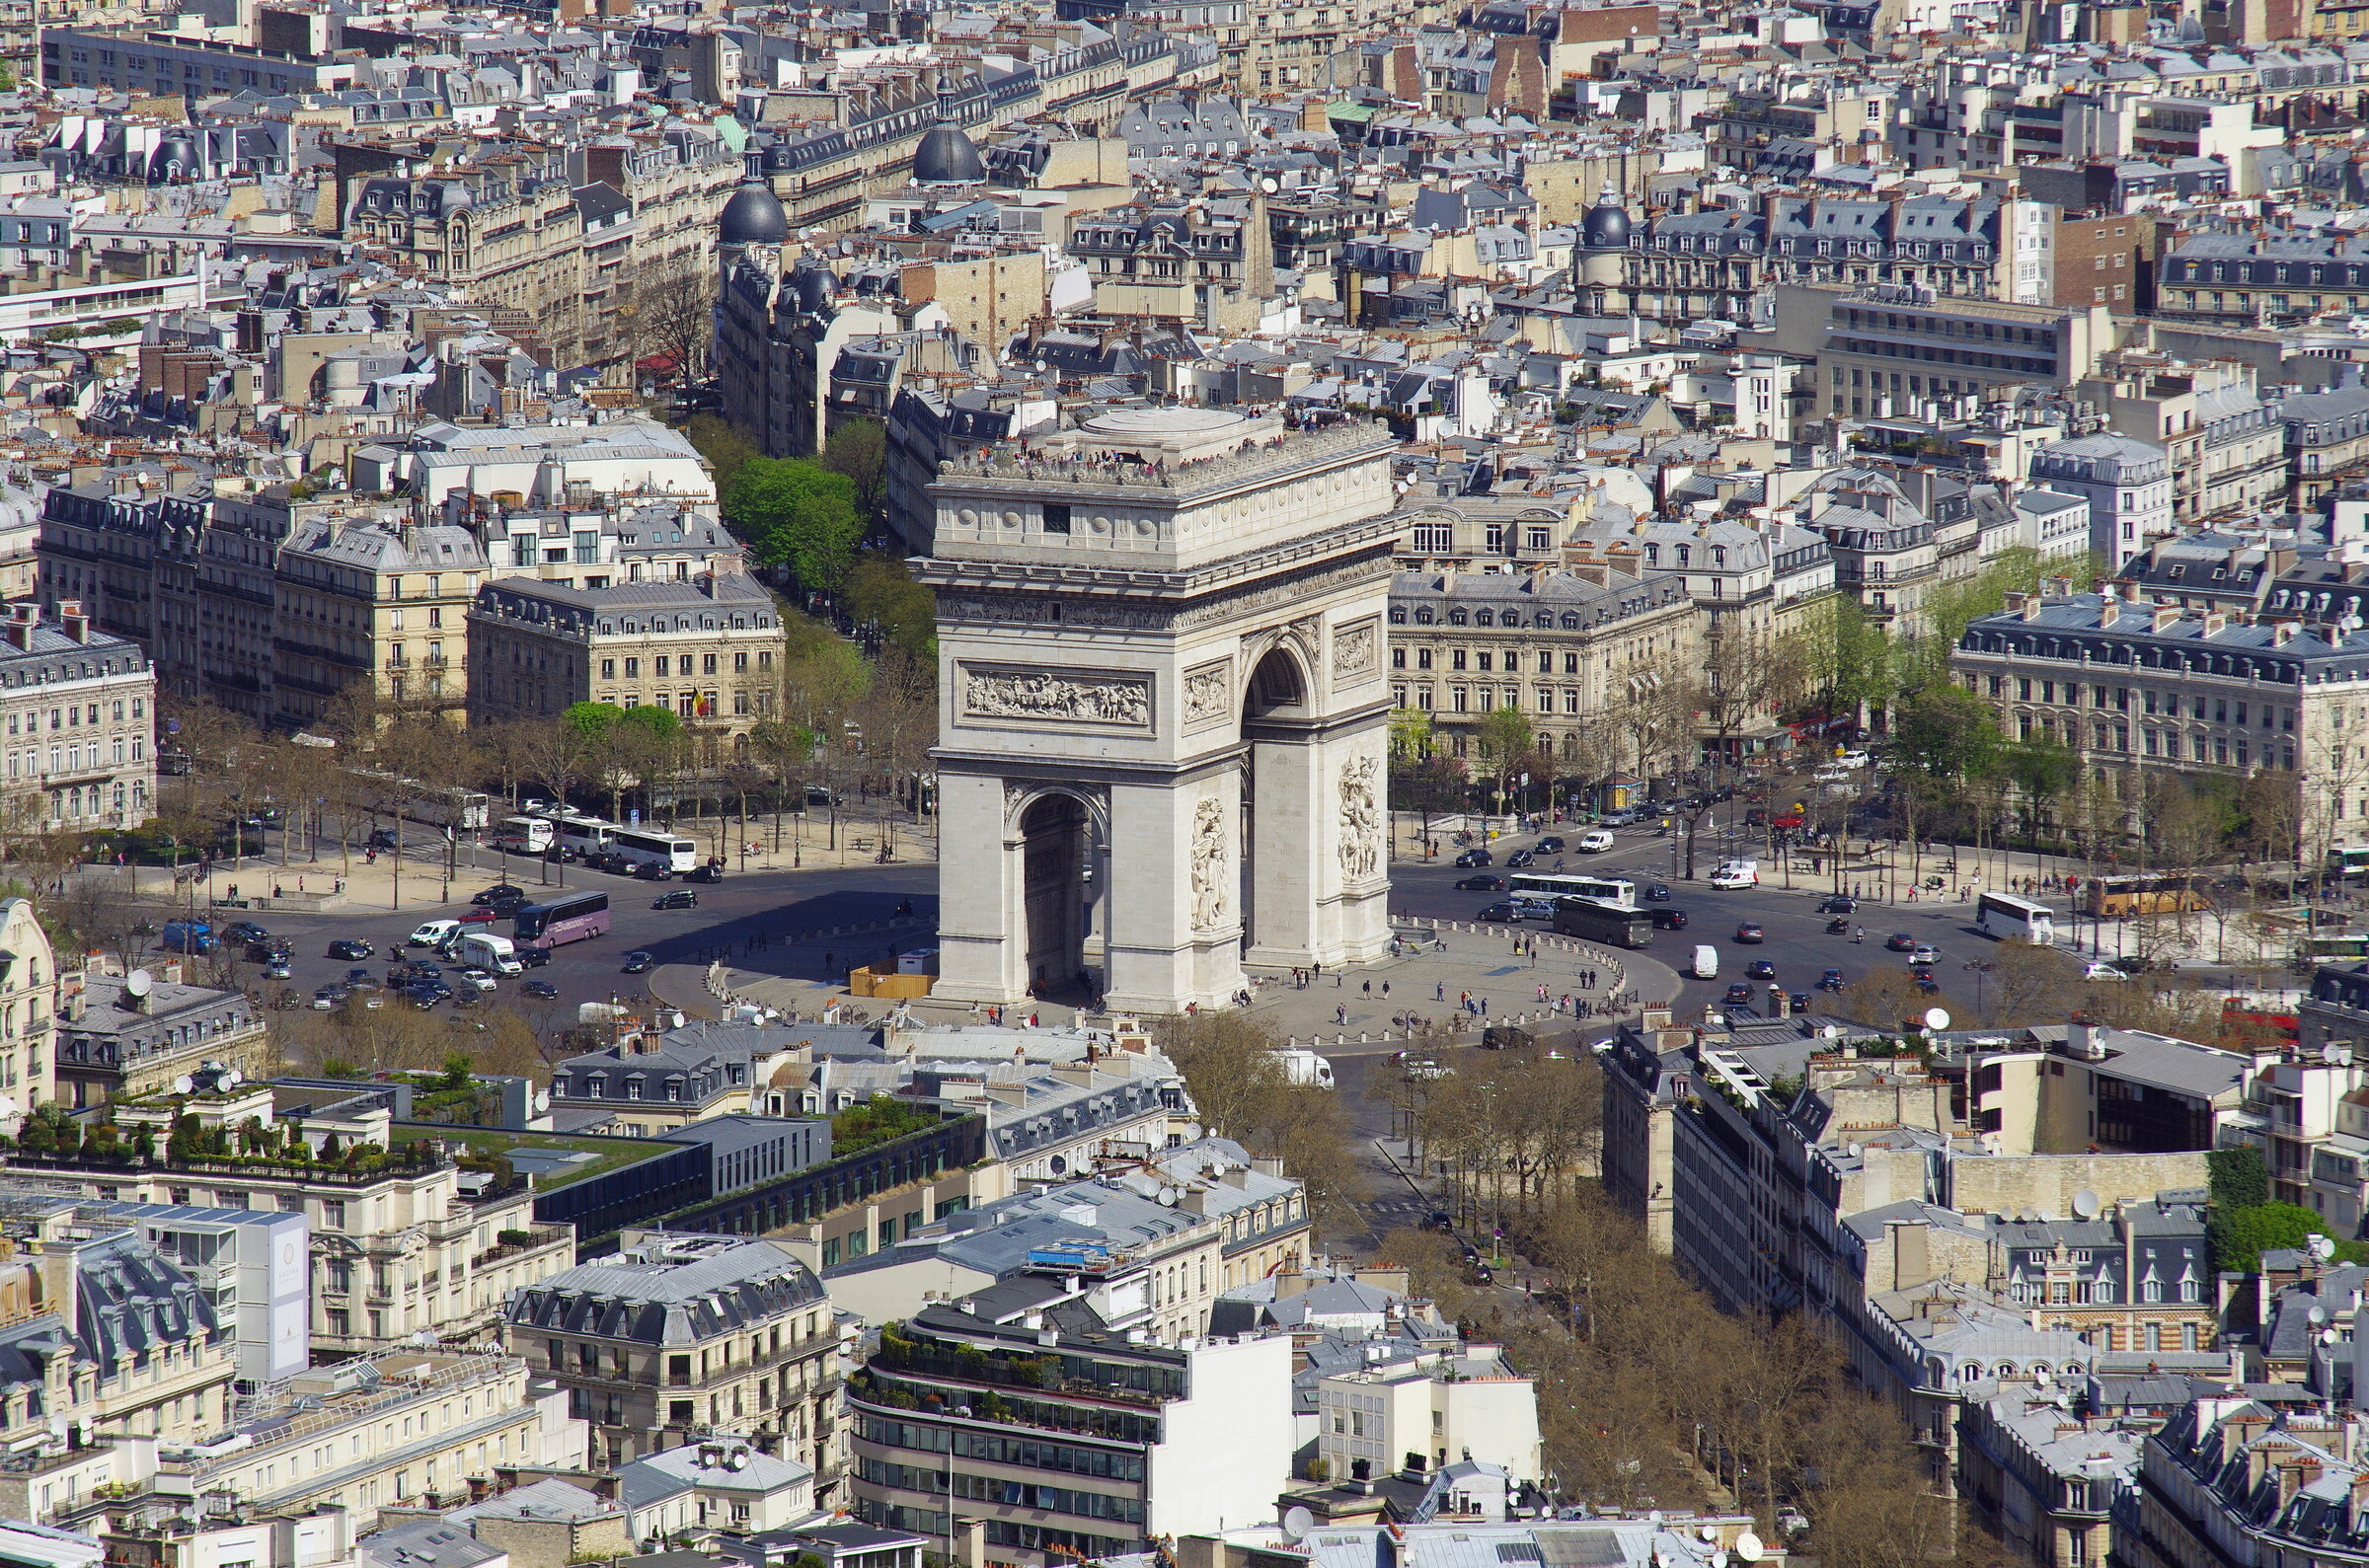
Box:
2085 874 2211 918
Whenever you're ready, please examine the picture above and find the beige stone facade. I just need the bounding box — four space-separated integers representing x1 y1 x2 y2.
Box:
466 571 786 762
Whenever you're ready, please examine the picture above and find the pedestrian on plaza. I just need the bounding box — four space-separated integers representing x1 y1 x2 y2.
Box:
1436 982 1446 1002
1363 980 1372 997
1381 981 1390 999
1336 1005 1347 1025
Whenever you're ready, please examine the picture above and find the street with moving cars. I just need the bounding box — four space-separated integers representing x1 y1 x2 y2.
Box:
132 828 942 1045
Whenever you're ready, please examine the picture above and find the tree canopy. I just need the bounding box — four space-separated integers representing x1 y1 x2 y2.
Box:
723 459 864 590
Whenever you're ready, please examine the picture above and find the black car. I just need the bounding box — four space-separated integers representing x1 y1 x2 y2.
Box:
1818 968 1845 991
1790 992 1812 1012
1535 836 1565 854
1454 874 1507 892
515 946 550 969
522 980 560 1000
1644 882 1672 902
1884 933 1917 951
345 968 378 990
584 853 630 874
402 988 443 1009
633 861 673 882
223 922 269 945
1745 808 1768 827
1454 849 1493 868
367 828 399 850
1818 896 1857 914
1478 903 1521 923
1745 959 1778 981
1505 849 1537 869
328 938 372 961
621 950 654 974
652 890 699 910
246 938 292 964
1650 908 1690 931
471 885 525 907
685 864 724 883
1723 982 1756 1005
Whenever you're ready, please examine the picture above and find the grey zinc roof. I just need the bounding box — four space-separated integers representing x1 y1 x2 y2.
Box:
503 1234 823 1347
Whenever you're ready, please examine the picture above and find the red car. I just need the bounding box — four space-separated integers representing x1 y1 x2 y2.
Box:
456 907 498 927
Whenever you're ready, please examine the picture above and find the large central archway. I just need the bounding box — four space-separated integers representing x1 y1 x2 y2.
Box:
1020 792 1094 1000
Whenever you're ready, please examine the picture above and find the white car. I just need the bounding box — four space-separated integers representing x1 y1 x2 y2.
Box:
2082 961 2126 981
1577 829 1616 853
458 968 498 994
1812 767 1853 784
1834 750 1872 769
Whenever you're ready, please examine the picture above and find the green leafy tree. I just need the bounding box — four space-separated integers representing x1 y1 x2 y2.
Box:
845 552 937 662
563 702 627 739
682 414 759 491
1890 685 2002 783
2001 733 2080 847
820 419 888 528
2210 1201 2369 1272
2208 1145 2270 1210
723 459 863 590
1474 706 1535 812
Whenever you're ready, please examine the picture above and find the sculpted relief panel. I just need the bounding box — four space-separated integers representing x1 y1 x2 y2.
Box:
1183 660 1233 732
1333 617 1379 681
1190 795 1230 932
960 666 1152 728
1337 753 1382 881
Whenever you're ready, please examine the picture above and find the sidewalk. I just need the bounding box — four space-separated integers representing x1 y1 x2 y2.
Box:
656 917 1684 1046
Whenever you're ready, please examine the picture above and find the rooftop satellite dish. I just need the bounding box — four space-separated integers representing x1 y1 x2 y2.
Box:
1158 1188 1180 1207
2312 1305 2330 1324
1847 1143 1863 1158
2072 1189 2101 1220
222 1068 241 1087
2325 1328 2342 1346
1283 1508 1316 1541
2033 1368 2052 1386
1923 1007 1951 1031
125 969 152 998
1261 176 1280 192
2313 1233 2339 1261
1700 1529 1720 1543
2018 1207 2039 1223
171 1075 193 1096
1735 1533 1764 1563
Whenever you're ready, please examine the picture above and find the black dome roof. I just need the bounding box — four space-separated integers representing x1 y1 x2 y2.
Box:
912 117 984 185
718 177 788 246
148 133 198 183
1581 184 1630 249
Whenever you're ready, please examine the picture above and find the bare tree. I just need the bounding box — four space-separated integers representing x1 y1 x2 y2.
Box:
617 258 718 393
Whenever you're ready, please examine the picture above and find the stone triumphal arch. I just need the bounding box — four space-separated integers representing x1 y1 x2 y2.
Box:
914 407 1399 1014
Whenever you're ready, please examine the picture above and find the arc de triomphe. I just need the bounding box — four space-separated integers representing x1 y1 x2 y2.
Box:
913 408 1398 1014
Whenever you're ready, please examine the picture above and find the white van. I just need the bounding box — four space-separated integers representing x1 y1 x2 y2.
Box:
1577 829 1616 853
460 932 522 975
408 919 462 947
1692 945 1719 980
1708 859 1760 889
1277 1048 1337 1088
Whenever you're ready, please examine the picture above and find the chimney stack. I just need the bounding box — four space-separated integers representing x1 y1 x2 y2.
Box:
57 600 87 644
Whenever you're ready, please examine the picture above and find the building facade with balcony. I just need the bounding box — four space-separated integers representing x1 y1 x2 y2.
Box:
466 570 784 763
50 968 267 1108
1947 585 2369 855
5 1091 573 1359
849 1288 1290 1566
502 1233 846 1486
271 516 486 726
0 600 156 836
